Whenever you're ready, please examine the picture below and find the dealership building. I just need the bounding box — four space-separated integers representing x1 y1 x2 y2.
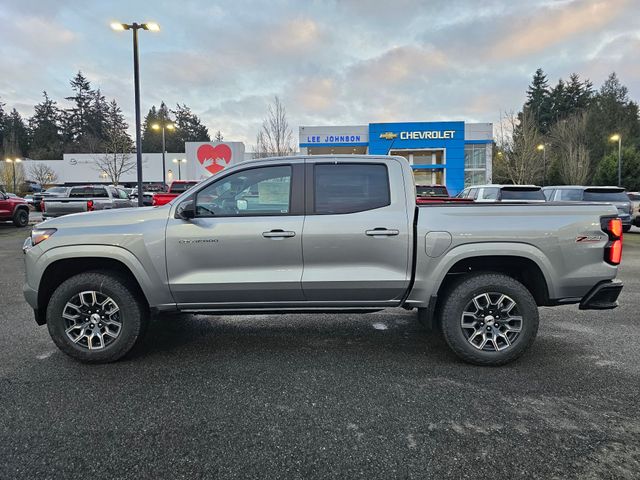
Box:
299 121 493 195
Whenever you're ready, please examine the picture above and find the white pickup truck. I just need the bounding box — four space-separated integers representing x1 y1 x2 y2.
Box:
23 156 624 365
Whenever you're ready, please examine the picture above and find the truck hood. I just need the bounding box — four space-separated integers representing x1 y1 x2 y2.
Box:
37 205 170 229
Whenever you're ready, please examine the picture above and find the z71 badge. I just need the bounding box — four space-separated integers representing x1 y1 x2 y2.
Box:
576 234 604 243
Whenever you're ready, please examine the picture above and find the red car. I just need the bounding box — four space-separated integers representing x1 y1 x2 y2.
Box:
415 184 472 204
0 190 30 227
152 180 199 206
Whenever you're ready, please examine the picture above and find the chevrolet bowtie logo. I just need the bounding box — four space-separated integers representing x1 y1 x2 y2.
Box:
379 132 398 140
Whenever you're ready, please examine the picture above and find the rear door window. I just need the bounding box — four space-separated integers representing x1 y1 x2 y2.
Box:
314 164 390 214
554 189 583 201
481 187 499 200
500 188 545 200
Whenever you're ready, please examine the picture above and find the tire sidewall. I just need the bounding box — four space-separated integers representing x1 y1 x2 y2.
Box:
13 209 28 227
46 272 144 363
441 274 539 365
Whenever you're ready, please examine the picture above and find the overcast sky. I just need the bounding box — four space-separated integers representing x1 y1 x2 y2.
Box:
0 0 638 146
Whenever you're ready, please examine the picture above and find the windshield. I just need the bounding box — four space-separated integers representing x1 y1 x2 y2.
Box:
583 190 629 202
46 187 67 194
501 188 545 200
416 186 448 197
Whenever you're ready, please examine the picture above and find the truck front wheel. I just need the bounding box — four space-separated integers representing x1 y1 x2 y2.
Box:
46 272 148 363
439 273 539 366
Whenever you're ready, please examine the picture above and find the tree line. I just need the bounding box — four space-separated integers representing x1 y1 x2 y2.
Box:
0 71 212 161
495 70 640 190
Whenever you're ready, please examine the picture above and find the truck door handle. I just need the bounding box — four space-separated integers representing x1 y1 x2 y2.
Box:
365 228 400 236
262 229 296 238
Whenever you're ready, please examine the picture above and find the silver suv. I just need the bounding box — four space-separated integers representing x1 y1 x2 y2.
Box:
543 186 633 232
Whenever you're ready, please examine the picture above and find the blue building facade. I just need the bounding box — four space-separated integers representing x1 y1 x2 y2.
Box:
299 121 493 195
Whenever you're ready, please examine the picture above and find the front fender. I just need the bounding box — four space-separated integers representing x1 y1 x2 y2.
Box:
29 244 174 308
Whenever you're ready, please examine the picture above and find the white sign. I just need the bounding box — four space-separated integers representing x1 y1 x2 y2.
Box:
184 142 246 181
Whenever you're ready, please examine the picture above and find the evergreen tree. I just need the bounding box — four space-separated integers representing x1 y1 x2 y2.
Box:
524 68 552 133
141 102 177 152
214 130 224 142
2 109 29 157
94 100 135 185
586 72 640 172
63 71 94 151
0 99 6 158
28 91 64 159
83 89 109 151
171 103 210 151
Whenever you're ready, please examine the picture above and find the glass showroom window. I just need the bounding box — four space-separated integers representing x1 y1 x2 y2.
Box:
464 144 487 186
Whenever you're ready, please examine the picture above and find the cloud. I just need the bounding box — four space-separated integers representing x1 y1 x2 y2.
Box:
488 0 629 60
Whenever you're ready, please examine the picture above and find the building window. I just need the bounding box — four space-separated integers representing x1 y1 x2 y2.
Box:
464 144 487 186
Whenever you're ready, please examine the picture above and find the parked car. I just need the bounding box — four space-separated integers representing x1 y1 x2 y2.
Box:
42 185 135 218
0 188 30 227
628 192 640 227
21 180 43 194
415 184 472 204
457 185 546 202
543 186 633 232
23 155 623 366
32 186 71 212
131 183 167 206
152 180 199 206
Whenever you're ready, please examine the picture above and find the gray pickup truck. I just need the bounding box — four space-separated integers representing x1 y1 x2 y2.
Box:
23 156 624 365
42 185 135 218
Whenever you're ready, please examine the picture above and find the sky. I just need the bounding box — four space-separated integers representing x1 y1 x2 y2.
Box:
0 0 639 147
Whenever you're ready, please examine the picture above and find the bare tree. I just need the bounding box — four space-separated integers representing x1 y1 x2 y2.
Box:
549 112 591 185
29 162 59 186
254 96 295 158
494 109 544 184
94 100 135 185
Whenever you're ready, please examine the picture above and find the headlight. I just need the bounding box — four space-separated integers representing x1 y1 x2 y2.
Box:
31 228 57 246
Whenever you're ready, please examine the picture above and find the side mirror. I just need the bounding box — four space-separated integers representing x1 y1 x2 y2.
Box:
175 200 196 220
236 199 248 211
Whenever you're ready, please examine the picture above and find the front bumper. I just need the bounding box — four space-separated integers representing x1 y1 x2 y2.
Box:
579 280 623 310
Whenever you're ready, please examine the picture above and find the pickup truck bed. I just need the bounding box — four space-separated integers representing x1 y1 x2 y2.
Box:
23 155 623 366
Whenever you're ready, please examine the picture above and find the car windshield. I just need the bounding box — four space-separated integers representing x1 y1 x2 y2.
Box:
416 186 448 197
583 190 629 202
501 188 545 200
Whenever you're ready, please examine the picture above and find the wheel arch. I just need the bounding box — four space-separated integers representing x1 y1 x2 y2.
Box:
37 257 149 325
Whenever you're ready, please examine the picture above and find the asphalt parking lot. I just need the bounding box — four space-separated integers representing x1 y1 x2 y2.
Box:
1 219 639 479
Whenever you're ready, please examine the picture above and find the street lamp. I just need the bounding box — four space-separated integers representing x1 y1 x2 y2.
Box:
152 122 175 189
172 158 187 180
610 134 622 187
5 158 22 192
537 144 546 186
111 21 160 206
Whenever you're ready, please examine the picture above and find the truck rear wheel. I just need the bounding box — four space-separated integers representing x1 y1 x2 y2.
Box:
13 208 29 227
439 273 539 366
46 272 148 363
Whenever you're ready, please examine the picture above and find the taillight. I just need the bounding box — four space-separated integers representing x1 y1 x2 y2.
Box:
40 200 45 212
608 218 622 238
602 217 623 265
87 200 94 211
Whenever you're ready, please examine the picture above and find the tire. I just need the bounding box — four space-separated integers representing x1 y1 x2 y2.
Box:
46 271 148 363
623 225 631 233
440 272 539 366
13 208 29 227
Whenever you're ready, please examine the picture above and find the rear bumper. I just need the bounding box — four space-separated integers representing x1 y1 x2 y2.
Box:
579 280 623 310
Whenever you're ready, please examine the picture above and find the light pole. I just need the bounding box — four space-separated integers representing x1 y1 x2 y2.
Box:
152 122 175 189
172 158 186 180
111 21 160 206
5 158 22 192
610 134 622 187
537 144 546 186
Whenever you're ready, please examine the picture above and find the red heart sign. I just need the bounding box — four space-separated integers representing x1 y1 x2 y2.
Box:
196 144 232 175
